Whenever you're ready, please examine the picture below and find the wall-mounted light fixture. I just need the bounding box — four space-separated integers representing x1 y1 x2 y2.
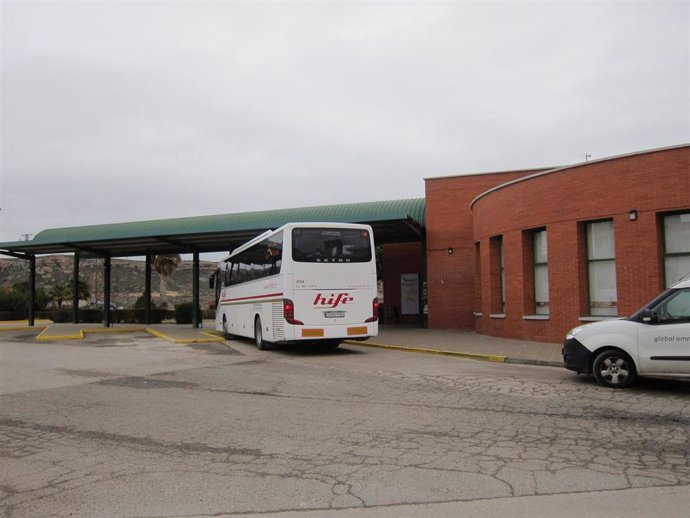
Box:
447 247 454 255
629 209 638 221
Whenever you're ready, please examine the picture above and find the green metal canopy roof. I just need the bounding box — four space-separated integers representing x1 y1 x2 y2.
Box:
0 198 425 258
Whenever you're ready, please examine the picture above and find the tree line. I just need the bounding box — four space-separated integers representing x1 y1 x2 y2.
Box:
0 254 183 312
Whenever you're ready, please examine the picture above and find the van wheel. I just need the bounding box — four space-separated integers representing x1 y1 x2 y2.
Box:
254 317 269 350
592 349 637 388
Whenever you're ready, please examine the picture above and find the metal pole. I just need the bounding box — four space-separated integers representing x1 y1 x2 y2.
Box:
192 252 200 329
104 256 111 327
145 254 152 324
72 252 80 323
420 233 428 328
28 255 36 326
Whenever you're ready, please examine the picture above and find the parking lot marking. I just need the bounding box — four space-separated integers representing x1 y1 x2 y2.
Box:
347 340 507 363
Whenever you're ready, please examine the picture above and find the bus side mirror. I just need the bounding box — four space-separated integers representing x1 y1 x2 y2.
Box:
641 308 657 324
209 275 215 289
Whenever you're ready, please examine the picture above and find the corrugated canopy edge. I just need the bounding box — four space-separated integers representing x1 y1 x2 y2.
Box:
0 198 426 257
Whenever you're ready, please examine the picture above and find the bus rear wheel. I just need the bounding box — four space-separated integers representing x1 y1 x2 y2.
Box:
254 317 269 350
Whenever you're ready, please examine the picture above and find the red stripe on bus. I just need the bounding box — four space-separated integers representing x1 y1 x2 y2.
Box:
219 292 284 304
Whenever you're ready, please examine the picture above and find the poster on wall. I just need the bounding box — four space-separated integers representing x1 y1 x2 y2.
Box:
401 273 419 315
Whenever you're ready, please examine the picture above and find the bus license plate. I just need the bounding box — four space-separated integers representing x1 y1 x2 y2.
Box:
325 311 345 318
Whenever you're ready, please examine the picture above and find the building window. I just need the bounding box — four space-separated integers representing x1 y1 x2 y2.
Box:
586 220 617 316
663 212 690 287
490 236 505 315
499 238 505 314
474 241 482 314
533 229 549 315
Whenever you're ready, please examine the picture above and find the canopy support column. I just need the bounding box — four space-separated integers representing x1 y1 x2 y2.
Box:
420 235 427 328
192 252 200 329
28 255 36 327
103 256 112 327
145 254 152 325
72 252 80 324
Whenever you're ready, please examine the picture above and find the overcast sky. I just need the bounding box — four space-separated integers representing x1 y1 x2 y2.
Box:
1 0 688 244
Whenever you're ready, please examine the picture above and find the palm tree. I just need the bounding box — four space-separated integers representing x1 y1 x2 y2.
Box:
152 254 182 307
49 281 90 309
50 284 70 309
66 280 91 307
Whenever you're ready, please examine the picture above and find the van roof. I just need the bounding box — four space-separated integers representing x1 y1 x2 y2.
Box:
672 278 690 289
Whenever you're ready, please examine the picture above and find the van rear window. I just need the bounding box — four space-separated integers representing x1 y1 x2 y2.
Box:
292 228 372 263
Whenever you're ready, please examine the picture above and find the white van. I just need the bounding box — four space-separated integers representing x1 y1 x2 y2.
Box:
562 278 690 388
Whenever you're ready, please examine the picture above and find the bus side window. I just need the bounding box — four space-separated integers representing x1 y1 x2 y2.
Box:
237 261 251 284
224 263 232 287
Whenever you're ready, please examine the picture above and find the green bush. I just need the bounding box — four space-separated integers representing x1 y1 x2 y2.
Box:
83 308 169 324
174 302 201 324
0 284 50 312
51 310 72 323
129 294 168 323
79 309 103 323
135 308 168 324
44 308 107 324
134 294 152 310
0 310 26 321
111 309 133 323
0 309 60 322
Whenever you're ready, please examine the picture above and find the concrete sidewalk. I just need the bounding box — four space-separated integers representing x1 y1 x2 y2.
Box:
359 326 564 367
1 321 564 367
0 319 52 331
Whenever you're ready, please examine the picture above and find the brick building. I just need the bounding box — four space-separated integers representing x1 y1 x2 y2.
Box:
422 144 690 343
2 144 687 342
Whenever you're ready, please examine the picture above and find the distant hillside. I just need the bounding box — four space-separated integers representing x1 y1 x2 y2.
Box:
0 255 218 309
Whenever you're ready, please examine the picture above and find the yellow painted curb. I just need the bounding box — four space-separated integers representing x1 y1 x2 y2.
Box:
346 340 506 363
1 319 53 333
31 323 224 344
144 328 225 344
35 325 148 341
0 319 52 325
145 327 173 342
0 325 49 332
85 326 147 335
36 327 84 341
197 331 226 343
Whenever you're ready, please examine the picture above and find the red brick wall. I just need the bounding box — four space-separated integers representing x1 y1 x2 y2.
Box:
470 146 690 342
424 169 548 328
382 242 423 325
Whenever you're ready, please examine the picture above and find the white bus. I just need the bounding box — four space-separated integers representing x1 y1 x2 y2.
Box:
213 222 379 349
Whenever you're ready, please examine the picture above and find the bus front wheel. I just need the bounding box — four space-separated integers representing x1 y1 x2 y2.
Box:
254 317 269 350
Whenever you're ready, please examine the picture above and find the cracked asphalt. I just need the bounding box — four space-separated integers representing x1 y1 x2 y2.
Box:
1 331 689 517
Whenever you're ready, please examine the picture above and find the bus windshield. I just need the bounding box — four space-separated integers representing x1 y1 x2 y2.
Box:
292 227 372 263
